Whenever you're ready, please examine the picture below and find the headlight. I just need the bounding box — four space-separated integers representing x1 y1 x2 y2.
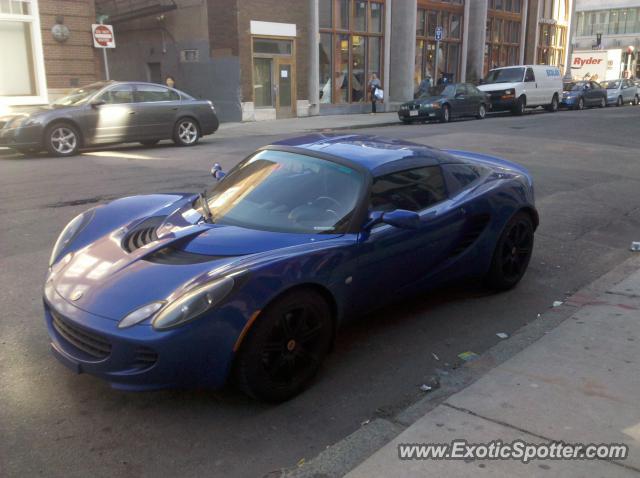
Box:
118 302 165 329
49 210 94 266
152 276 235 330
504 89 515 95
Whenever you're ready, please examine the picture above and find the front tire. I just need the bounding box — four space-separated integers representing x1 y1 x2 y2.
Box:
476 103 487 120
512 96 526 116
616 96 623 107
575 97 585 110
634 95 639 106
234 289 333 402
440 105 450 123
173 118 200 146
484 211 534 291
599 97 606 108
45 123 80 157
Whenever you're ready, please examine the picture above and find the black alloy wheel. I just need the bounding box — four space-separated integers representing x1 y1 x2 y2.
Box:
485 212 534 291
234 290 333 402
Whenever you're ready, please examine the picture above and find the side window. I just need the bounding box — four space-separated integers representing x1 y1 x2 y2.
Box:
456 84 468 96
135 85 180 102
524 68 535 82
468 85 480 96
99 84 134 104
442 163 486 196
370 166 447 213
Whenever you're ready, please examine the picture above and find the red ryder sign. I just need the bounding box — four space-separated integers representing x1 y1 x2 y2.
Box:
92 24 115 48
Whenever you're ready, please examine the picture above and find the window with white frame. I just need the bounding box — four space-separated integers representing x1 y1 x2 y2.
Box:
0 0 47 103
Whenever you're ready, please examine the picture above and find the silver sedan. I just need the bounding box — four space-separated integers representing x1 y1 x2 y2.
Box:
0 81 219 157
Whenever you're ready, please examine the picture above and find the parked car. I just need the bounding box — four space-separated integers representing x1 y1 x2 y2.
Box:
44 134 538 402
477 65 563 115
560 80 607 109
398 83 491 123
602 79 639 106
0 81 219 157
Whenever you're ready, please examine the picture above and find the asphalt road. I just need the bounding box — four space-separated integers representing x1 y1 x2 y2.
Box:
2 105 640 477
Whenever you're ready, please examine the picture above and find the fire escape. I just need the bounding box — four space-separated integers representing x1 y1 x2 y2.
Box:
95 0 178 24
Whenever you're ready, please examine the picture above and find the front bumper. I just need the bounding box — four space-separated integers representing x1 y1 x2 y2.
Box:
43 281 239 391
398 108 442 121
488 98 516 111
560 95 578 107
0 124 43 149
607 96 619 105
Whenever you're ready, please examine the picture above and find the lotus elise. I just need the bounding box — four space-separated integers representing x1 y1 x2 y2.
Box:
44 134 538 402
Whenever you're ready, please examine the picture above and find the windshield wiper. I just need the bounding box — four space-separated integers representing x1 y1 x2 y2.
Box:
198 191 214 224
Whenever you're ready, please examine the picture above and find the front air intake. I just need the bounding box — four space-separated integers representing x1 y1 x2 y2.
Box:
122 216 164 253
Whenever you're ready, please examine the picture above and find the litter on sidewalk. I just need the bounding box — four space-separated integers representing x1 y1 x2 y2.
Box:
419 384 432 392
496 332 509 339
631 241 640 251
552 301 563 307
458 351 479 362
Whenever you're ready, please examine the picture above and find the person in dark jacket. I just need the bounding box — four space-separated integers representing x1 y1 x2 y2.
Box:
368 73 381 114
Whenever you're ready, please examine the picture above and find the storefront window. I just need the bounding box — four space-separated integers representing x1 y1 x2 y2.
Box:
319 0 384 104
484 2 522 75
415 2 464 91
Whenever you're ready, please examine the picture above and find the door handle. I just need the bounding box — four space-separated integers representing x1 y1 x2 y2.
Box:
129 111 136 115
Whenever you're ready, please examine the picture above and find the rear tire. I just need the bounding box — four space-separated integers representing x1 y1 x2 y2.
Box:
512 96 525 116
476 103 486 120
440 105 450 123
634 95 639 106
234 290 333 402
599 97 606 108
173 117 200 146
484 211 534 291
616 96 623 107
545 94 559 112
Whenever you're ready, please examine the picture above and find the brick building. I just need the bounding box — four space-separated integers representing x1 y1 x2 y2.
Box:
0 0 100 109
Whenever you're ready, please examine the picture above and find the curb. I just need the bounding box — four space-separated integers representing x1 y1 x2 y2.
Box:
281 253 640 478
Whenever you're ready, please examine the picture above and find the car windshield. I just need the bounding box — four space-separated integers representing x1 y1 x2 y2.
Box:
52 83 107 106
563 82 584 91
601 80 620 90
483 67 525 84
421 85 455 98
200 150 365 234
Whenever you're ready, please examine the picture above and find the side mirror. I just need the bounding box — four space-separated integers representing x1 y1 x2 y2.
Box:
364 209 420 231
90 99 105 108
211 163 226 181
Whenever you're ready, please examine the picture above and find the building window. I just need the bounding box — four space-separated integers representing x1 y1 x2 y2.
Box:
415 1 465 91
318 0 385 104
576 7 640 37
0 0 46 103
537 23 566 68
484 1 522 76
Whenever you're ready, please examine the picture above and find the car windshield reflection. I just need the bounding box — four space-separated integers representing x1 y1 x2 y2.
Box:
201 150 365 234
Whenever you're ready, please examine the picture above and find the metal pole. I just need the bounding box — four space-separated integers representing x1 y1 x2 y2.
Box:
102 48 110 80
434 39 440 84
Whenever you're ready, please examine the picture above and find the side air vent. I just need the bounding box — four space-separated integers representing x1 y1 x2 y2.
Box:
448 214 491 258
144 247 227 265
122 216 165 253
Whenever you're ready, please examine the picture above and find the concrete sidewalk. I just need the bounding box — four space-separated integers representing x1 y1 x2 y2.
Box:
345 260 640 477
215 112 398 139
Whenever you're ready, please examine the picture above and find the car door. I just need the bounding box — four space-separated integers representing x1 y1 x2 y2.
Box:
622 80 634 103
352 165 467 311
132 84 181 140
85 84 137 144
524 67 538 105
451 84 469 117
589 81 602 105
467 84 484 115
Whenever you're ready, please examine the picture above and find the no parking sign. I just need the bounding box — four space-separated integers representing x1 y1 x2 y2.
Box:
92 24 115 49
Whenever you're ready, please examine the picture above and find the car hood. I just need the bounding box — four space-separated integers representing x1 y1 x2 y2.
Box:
477 82 518 92
409 96 444 105
48 198 342 321
0 105 72 126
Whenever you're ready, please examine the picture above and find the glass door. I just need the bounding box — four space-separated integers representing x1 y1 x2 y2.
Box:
276 58 294 118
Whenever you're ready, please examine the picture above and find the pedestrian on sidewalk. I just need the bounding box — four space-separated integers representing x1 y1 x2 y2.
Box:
165 76 176 89
368 73 382 114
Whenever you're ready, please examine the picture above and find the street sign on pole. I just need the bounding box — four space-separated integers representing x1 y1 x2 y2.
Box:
434 27 443 83
92 24 115 81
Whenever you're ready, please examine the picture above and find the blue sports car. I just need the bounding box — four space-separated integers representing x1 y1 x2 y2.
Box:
44 134 538 402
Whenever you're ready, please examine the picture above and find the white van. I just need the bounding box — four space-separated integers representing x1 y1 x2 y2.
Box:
477 65 563 115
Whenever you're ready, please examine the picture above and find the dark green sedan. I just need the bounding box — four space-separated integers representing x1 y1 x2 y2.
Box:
398 83 491 124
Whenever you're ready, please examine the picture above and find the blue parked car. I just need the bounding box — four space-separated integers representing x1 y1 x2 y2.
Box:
602 79 639 106
560 80 607 110
44 134 538 402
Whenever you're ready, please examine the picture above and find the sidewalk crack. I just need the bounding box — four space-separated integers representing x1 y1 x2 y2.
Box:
442 403 640 474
